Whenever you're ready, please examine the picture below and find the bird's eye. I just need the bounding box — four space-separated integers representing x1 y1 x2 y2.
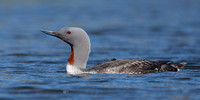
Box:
67 31 71 34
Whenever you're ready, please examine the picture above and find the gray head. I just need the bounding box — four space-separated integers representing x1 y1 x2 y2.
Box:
41 27 91 70
41 27 90 47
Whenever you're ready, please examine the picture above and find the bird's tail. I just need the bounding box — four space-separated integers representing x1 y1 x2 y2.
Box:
160 62 187 72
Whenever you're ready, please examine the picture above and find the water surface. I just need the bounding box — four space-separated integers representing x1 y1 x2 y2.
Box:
0 0 200 100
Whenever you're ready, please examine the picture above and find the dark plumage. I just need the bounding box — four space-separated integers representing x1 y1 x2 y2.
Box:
86 59 186 74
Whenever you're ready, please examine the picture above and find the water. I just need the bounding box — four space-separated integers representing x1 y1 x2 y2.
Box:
0 0 200 100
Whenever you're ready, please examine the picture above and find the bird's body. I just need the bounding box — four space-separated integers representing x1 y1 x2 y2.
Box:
67 59 185 74
41 27 186 75
85 59 185 74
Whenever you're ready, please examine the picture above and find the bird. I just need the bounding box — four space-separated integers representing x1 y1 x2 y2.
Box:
41 27 186 75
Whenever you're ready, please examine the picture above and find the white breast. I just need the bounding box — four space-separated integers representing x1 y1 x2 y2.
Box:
66 64 83 74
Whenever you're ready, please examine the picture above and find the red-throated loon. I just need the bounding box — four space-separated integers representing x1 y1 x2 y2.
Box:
41 27 186 75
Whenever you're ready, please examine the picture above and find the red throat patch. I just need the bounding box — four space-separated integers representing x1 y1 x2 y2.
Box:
68 48 74 65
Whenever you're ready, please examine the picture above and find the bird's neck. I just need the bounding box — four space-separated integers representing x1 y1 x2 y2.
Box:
67 43 90 74
68 47 75 65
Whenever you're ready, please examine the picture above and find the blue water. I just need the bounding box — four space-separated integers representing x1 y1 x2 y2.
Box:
0 0 200 100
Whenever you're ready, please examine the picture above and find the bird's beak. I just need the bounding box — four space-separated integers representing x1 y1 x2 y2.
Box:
40 29 58 37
